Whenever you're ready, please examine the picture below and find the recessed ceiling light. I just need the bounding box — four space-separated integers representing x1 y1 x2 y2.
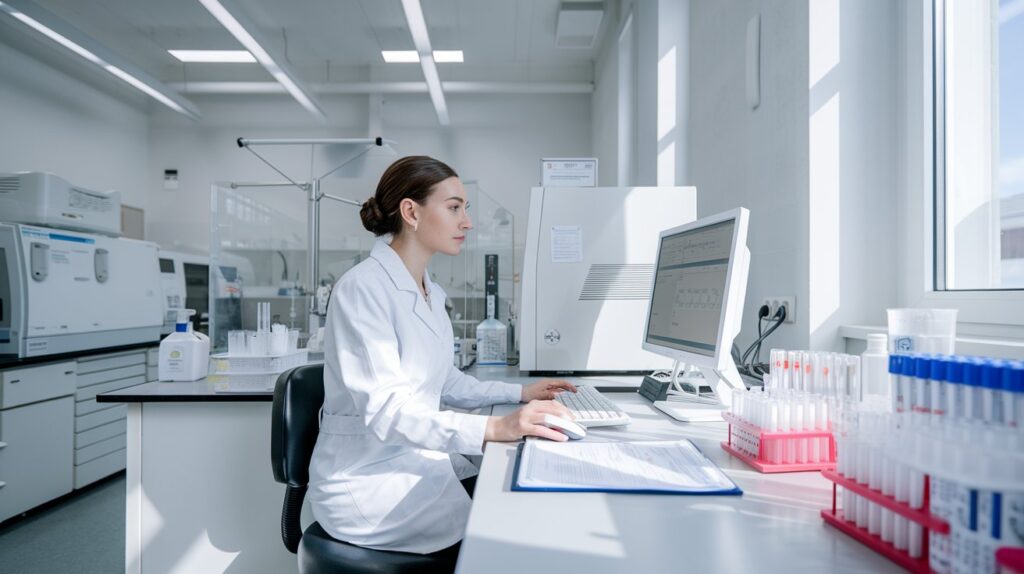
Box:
432 50 463 63
168 49 256 63
382 50 420 63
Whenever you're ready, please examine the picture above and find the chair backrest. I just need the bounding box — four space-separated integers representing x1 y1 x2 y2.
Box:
271 364 326 487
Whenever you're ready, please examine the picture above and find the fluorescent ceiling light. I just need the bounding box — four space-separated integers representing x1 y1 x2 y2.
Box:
197 0 326 119
382 50 419 63
168 49 255 63
0 0 200 120
432 50 463 63
399 0 450 125
382 50 463 64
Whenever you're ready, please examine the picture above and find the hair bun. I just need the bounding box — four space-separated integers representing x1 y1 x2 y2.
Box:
359 196 386 234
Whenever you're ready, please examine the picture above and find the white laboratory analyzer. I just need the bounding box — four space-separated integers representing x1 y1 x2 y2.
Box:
0 172 163 358
519 186 697 375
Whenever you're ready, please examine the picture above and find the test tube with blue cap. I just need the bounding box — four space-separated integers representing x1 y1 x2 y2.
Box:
962 358 985 421
888 354 903 414
912 354 933 424
945 356 966 420
979 360 1005 424
1004 361 1023 429
929 356 948 422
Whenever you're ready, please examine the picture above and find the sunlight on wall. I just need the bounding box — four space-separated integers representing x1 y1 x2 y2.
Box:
808 0 841 334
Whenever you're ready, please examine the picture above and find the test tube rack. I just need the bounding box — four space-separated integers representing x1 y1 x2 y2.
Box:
820 469 949 574
720 411 836 473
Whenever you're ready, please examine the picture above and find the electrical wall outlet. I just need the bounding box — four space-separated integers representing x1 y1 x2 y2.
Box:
761 296 796 324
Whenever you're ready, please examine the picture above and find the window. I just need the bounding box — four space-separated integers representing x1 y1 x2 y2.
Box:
935 0 1024 291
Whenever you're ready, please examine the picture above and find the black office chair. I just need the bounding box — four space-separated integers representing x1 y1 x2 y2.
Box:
270 364 458 574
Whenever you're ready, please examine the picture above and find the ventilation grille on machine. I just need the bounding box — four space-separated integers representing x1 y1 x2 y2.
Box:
579 264 654 300
0 177 19 194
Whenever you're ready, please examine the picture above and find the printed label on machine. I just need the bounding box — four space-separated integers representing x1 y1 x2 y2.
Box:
550 226 583 263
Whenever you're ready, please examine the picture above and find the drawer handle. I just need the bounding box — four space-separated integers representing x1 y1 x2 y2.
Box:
8 379 20 384
0 441 6 449
0 482 6 489
64 370 75 375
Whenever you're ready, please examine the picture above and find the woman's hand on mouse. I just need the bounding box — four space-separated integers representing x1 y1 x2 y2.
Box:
520 379 578 402
484 400 576 443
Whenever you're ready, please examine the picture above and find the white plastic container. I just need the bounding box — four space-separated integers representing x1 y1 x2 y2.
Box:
861 334 890 400
476 295 508 366
886 308 957 355
158 310 210 382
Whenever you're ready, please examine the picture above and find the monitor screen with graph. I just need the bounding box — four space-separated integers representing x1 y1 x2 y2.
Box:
643 212 746 364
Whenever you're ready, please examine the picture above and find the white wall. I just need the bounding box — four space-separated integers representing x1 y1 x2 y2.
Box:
681 0 900 353
688 0 812 352
592 5 620 187
806 0 900 349
0 41 150 212
145 93 592 295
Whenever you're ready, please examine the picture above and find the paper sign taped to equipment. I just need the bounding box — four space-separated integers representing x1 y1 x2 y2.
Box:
541 158 597 187
550 226 582 263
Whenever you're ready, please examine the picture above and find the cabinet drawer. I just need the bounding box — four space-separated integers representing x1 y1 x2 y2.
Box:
0 397 74 522
75 375 145 403
146 347 159 367
76 352 145 375
76 397 115 416
75 419 126 448
74 433 126 465
75 404 125 432
0 361 76 409
77 364 146 388
74 448 125 489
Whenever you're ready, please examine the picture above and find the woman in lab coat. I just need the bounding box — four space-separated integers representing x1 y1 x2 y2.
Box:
308 156 577 561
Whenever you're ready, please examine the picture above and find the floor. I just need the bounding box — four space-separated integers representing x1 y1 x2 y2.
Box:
0 473 124 574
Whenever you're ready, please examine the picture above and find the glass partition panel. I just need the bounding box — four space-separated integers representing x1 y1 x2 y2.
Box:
435 181 515 353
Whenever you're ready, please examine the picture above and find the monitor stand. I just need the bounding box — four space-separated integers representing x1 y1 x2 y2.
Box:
653 361 746 422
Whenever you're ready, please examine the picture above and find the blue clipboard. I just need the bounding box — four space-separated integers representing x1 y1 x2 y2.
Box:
510 440 742 495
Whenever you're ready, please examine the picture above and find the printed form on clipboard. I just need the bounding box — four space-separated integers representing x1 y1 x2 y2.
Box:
512 439 742 495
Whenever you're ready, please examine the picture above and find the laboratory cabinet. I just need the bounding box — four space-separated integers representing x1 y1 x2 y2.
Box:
73 350 148 490
0 347 154 522
0 396 75 521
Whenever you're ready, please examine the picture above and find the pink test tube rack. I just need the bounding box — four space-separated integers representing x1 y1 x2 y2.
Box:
720 411 837 473
820 469 949 573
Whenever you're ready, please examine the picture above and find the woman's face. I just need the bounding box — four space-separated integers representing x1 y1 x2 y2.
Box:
407 176 473 256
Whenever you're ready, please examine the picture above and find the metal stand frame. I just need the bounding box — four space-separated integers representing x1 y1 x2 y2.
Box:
229 136 397 330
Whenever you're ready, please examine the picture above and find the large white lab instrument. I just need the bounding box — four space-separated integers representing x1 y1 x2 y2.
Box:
0 223 163 357
0 172 121 236
519 186 697 374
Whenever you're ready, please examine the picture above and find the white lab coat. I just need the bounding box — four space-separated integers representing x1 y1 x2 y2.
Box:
308 238 522 554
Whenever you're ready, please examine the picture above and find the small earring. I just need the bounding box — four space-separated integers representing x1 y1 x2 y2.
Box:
413 223 418 232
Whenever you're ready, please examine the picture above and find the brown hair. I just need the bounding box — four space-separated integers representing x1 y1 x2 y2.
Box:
360 156 459 236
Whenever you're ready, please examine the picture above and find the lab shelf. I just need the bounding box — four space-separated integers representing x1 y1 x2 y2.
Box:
720 411 836 473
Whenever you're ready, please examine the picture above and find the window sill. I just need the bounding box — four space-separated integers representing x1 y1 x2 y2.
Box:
839 325 1024 360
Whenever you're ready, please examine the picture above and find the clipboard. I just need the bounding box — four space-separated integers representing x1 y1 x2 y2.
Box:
510 439 742 495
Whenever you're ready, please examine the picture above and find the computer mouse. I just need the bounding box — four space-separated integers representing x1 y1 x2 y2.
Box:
539 414 587 440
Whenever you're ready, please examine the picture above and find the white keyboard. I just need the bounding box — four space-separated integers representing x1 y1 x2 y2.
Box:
554 384 631 428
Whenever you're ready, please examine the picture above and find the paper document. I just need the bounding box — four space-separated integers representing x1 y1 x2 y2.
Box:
514 439 740 494
550 226 583 263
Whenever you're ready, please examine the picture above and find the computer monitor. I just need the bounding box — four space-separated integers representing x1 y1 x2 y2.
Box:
641 207 750 421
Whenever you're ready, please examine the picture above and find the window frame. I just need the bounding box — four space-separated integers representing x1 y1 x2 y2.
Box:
914 0 1024 328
